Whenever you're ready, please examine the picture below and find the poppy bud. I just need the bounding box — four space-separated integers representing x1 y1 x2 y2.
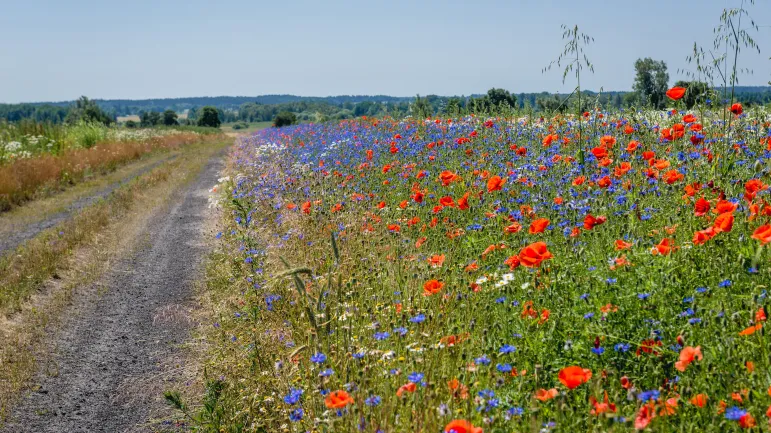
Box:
677 335 685 346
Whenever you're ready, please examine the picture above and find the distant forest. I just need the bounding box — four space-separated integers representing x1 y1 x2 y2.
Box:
2 86 771 125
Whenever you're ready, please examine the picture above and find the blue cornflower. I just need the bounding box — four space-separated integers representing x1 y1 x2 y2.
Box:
364 395 382 406
614 343 631 352
725 406 747 421
407 372 425 384
507 407 524 416
374 332 390 341
394 327 408 336
638 293 651 300
409 314 426 323
719 279 732 288
591 347 605 355
475 355 491 366
584 312 595 319
289 407 304 422
496 363 513 373
499 344 517 354
319 368 334 377
283 388 303 405
478 389 495 399
637 390 660 402
310 352 326 363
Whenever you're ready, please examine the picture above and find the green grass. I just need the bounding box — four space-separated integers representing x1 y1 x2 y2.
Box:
219 121 273 134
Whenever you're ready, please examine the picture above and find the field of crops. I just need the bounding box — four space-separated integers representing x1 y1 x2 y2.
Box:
202 100 771 433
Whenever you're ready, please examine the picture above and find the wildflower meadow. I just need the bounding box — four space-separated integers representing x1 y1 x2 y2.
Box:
201 95 771 433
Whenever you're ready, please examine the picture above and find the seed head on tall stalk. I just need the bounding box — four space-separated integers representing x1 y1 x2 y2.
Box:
709 0 760 178
543 25 594 171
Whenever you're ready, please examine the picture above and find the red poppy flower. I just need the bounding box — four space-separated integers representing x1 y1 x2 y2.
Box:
504 255 520 270
439 171 460 186
439 196 456 207
615 239 632 250
714 200 737 215
444 420 483 433
487 175 506 192
751 225 771 245
529 218 550 234
694 197 710 216
635 402 656 430
739 413 755 428
651 238 674 256
535 388 558 401
666 86 687 100
325 390 354 409
690 394 708 408
636 339 663 356
457 192 470 210
664 170 684 184
713 213 734 233
423 279 444 296
583 214 607 230
590 392 617 415
558 366 592 389
739 323 762 336
674 346 703 372
518 242 553 268
693 227 717 245
428 254 445 268
730 103 743 115
396 382 417 397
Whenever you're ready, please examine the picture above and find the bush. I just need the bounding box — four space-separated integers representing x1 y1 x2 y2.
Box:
197 107 221 128
273 111 297 128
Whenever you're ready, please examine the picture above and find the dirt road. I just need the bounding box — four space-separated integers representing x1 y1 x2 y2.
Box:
1 150 224 432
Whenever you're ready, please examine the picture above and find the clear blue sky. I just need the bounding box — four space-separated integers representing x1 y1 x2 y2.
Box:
1 0 770 103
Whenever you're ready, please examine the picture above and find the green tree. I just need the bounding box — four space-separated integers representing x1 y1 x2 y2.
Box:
65 96 114 125
163 110 179 126
273 111 297 127
140 111 162 127
632 58 669 109
485 88 517 111
197 106 221 128
536 95 566 113
411 95 432 118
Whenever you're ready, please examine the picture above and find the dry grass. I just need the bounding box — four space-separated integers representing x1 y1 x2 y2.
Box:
0 133 212 211
0 138 232 420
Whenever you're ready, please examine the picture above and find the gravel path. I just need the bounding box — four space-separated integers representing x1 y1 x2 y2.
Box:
1 151 223 433
0 154 177 256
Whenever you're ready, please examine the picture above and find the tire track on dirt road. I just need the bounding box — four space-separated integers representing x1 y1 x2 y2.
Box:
1 149 225 433
0 154 178 257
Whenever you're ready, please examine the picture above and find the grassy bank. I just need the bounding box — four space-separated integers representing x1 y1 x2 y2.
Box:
0 131 221 211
